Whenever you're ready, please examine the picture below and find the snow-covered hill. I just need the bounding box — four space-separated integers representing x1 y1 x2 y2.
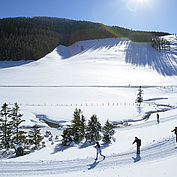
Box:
0 35 177 86
0 35 177 177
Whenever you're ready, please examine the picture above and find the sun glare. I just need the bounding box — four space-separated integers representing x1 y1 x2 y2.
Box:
137 0 144 3
126 0 150 13
136 0 149 5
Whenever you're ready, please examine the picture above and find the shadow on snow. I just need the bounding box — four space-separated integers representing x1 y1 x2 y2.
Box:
125 42 177 76
52 142 109 154
56 38 126 59
88 159 104 170
0 60 33 69
132 154 141 163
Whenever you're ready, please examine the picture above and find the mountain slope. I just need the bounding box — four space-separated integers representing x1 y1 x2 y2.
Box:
0 35 177 86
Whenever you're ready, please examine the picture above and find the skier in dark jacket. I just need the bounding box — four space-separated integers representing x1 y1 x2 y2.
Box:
171 127 177 142
157 113 160 123
94 142 105 160
132 137 141 154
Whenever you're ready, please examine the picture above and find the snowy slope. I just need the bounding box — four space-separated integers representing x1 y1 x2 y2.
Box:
0 35 177 177
0 35 177 86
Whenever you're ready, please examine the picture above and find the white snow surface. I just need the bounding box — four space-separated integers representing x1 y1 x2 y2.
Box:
0 35 177 176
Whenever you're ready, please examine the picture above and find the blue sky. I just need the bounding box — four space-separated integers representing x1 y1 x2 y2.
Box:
0 0 176 34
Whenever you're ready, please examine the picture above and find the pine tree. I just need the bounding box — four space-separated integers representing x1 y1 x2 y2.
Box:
28 125 43 149
18 131 27 145
102 120 115 144
11 103 26 146
71 109 86 143
136 86 143 105
80 114 86 140
0 103 13 149
85 114 102 143
61 126 73 146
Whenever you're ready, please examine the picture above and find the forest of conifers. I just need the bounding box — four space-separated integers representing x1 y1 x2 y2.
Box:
0 17 170 61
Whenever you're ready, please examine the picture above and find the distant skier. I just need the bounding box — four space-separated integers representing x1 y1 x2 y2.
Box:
132 137 141 154
171 127 177 142
94 142 105 160
157 113 160 123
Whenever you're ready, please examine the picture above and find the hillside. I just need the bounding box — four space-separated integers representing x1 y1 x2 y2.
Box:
0 16 169 61
0 35 177 87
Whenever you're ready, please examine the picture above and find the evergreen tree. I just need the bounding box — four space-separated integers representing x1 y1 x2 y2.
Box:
18 131 27 146
11 103 26 146
85 114 102 143
136 86 143 105
0 103 13 149
28 125 43 149
71 109 86 143
102 120 115 144
61 126 73 146
80 114 86 140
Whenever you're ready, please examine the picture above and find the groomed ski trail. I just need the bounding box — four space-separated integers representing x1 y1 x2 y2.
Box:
0 136 177 176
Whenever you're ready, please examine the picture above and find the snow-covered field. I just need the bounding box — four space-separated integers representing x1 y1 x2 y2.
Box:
0 35 177 177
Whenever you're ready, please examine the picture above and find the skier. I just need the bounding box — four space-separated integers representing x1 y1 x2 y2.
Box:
132 137 141 154
94 142 105 160
171 127 177 142
157 113 160 123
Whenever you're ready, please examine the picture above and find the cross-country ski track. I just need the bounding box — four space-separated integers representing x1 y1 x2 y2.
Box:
0 114 177 177
0 137 176 176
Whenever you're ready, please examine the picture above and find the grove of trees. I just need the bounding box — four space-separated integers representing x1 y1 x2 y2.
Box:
61 108 115 146
0 103 44 156
152 37 170 51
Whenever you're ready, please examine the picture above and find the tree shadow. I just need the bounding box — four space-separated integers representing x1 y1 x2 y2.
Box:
100 142 110 150
0 60 33 69
56 38 124 59
79 142 95 149
52 141 110 154
79 142 110 149
88 159 104 170
7 150 32 159
51 143 73 154
125 42 177 76
132 154 141 163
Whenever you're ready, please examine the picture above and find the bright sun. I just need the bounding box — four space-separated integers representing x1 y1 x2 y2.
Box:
136 0 147 4
126 0 150 12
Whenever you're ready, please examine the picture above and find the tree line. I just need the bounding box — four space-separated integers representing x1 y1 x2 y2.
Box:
152 37 170 51
0 103 44 156
0 103 115 157
0 17 170 61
